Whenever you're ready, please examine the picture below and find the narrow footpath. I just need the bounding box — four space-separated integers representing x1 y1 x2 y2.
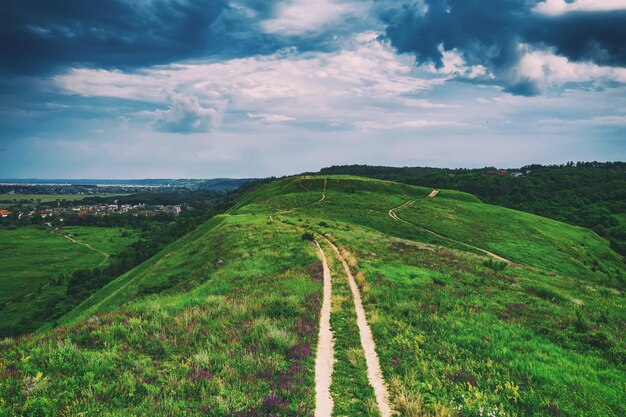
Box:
313 240 335 417
389 192 509 263
51 227 110 266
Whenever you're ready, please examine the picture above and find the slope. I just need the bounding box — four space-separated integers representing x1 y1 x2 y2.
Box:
1 175 624 417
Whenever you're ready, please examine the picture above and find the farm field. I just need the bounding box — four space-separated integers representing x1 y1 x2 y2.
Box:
0 176 624 416
0 226 139 336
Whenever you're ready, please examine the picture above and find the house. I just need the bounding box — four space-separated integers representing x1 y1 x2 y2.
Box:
511 172 524 177
486 169 508 176
0 209 11 217
38 210 53 218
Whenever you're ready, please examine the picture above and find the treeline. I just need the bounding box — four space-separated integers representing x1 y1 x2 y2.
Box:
318 162 626 256
79 190 225 206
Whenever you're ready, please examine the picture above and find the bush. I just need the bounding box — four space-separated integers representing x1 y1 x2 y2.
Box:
301 231 315 241
483 258 508 271
526 283 566 303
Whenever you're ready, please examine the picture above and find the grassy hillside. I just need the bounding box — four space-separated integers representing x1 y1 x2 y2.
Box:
1 176 624 416
0 226 139 337
318 163 626 255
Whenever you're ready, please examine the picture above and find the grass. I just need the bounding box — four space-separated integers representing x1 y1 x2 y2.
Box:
1 175 624 416
0 226 138 336
262 176 625 415
320 238 379 416
400 195 623 284
57 216 228 325
1 214 323 416
328 226 625 416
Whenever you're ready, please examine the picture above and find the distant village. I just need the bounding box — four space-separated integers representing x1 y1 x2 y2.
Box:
445 169 531 178
485 168 530 177
0 203 184 220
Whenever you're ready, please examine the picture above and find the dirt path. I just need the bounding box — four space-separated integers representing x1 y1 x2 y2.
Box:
427 189 439 198
314 179 327 205
270 178 327 222
388 200 414 220
325 238 394 417
388 199 510 263
314 240 335 417
51 228 110 266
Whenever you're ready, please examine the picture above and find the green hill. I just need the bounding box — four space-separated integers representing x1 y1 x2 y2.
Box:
1 176 624 416
318 163 626 256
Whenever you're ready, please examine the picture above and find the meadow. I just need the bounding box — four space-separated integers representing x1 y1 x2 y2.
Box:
0 226 138 337
0 175 624 416
1 215 322 416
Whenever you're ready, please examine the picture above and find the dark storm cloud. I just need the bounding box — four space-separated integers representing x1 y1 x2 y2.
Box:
382 0 526 71
528 11 626 67
381 0 626 95
0 0 280 75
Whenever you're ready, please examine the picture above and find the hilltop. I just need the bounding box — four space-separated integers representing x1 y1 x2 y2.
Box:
1 176 624 416
317 163 626 256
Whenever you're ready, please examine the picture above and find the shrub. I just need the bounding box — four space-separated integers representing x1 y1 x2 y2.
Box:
432 277 446 287
301 231 315 241
526 283 566 303
483 258 508 271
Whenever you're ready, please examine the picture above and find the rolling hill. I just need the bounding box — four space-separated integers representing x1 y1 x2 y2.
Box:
1 176 624 416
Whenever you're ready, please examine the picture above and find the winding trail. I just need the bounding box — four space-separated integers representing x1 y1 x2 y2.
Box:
388 199 414 220
389 193 509 263
313 240 335 417
427 189 439 198
314 179 327 205
51 228 110 266
325 238 394 417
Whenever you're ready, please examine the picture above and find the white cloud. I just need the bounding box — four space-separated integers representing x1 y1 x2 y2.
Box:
534 0 626 15
397 98 461 108
516 47 626 88
536 115 626 127
151 95 221 133
426 47 495 80
397 120 462 128
261 0 362 35
54 34 442 133
355 119 462 131
247 113 296 122
423 43 626 95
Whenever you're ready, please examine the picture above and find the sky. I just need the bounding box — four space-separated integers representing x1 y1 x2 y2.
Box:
0 0 625 179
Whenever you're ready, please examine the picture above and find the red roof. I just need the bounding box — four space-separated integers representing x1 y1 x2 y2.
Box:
0 210 11 215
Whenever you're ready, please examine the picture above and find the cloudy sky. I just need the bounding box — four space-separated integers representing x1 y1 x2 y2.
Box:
1 0 625 178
